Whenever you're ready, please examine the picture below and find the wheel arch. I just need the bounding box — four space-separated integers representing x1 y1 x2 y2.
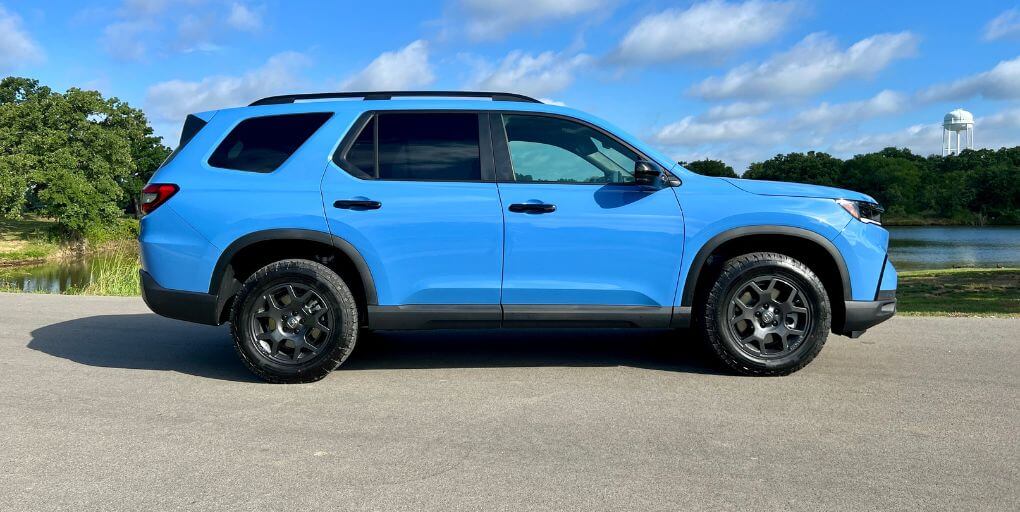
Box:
681 226 852 329
210 229 377 324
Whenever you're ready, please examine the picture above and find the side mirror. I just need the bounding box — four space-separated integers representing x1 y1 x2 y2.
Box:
634 160 661 186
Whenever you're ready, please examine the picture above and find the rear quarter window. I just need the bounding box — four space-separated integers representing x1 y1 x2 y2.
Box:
208 112 332 173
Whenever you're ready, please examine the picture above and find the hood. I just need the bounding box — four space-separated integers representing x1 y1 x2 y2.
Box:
722 178 876 203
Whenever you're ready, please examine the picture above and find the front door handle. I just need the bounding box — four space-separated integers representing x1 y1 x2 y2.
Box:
334 200 381 210
508 203 556 214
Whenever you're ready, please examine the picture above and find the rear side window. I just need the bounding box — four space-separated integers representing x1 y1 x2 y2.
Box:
337 112 482 181
209 113 332 173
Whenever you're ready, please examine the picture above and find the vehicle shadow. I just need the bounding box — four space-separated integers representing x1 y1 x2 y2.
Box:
28 314 724 382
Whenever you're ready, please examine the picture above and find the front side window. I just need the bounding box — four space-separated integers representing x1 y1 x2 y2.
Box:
339 112 482 181
208 113 332 173
502 114 640 184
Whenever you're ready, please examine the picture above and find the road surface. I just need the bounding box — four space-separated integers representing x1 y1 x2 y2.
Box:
1 293 1017 510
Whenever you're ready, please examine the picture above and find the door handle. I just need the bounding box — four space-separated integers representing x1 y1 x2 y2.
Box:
508 203 556 214
334 200 381 210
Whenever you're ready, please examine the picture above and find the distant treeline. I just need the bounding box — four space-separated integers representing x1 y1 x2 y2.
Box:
682 147 1020 225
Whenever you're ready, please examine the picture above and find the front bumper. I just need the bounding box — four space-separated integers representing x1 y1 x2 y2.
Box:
140 270 221 325
838 292 897 338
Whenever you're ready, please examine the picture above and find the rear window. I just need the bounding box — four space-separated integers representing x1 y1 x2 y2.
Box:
209 113 332 173
336 112 482 181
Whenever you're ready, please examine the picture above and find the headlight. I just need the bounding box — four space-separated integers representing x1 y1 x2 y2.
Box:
836 199 883 225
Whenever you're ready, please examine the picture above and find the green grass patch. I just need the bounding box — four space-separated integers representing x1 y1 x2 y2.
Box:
898 268 1020 317
0 217 60 263
65 252 140 297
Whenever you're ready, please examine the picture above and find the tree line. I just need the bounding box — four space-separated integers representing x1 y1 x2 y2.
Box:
682 146 1020 225
0 77 170 242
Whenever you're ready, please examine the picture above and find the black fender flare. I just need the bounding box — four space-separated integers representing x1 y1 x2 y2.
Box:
209 228 378 305
679 225 852 307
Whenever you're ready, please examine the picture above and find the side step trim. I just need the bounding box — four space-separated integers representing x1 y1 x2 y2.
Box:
367 305 677 330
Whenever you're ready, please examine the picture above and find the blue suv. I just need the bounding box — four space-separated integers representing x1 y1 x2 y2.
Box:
139 91 897 383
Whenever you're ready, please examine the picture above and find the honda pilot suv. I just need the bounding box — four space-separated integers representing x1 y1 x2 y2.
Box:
140 91 897 383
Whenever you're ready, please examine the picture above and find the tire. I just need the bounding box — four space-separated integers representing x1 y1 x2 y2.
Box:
230 259 359 383
699 252 831 376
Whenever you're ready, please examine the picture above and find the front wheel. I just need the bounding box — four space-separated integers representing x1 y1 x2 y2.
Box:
230 259 359 383
699 252 831 376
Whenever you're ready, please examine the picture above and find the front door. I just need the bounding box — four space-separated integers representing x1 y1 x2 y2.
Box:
493 113 685 325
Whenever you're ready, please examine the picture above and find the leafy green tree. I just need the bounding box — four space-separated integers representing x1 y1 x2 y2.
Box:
743 151 843 186
0 77 169 239
680 159 738 178
842 148 923 215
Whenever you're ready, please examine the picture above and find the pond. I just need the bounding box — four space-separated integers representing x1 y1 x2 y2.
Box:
1 227 1018 293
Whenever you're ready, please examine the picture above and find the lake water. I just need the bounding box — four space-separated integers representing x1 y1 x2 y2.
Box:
1 226 1018 293
887 226 1020 270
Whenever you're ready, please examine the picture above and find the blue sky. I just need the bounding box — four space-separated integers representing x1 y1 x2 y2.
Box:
2 0 1018 171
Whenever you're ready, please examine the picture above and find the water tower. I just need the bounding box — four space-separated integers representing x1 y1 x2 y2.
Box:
943 108 974 156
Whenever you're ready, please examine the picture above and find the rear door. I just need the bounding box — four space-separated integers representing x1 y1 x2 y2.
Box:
492 113 685 324
322 111 504 315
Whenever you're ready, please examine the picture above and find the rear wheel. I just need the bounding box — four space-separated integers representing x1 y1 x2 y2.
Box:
700 252 831 376
231 259 358 383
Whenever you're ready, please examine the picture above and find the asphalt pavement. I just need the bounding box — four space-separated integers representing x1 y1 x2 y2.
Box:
1 293 1017 511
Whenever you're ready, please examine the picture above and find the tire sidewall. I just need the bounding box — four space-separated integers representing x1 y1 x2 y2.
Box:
232 261 357 381
710 256 830 372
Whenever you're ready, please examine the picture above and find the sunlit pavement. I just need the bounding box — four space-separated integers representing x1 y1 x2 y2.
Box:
1 293 1017 511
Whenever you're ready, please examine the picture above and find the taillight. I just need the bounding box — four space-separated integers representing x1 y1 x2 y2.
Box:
140 183 179 215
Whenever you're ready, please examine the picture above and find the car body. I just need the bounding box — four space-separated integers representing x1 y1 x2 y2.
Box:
139 91 896 382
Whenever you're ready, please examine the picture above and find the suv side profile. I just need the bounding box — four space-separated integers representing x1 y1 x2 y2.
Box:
140 91 897 383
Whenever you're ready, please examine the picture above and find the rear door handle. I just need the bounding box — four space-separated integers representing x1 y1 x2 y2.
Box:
508 203 556 214
334 200 381 210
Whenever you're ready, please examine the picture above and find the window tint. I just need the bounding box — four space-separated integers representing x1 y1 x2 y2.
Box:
345 116 375 178
209 113 332 173
376 113 480 181
502 114 640 184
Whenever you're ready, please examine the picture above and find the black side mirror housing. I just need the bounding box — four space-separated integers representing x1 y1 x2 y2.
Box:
634 160 661 186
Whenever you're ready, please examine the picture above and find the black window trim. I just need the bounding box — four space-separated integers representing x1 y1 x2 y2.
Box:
492 111 669 186
205 111 334 174
332 109 495 183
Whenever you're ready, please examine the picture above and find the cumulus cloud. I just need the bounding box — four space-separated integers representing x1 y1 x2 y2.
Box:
919 56 1020 102
341 40 435 91
227 1 262 32
613 0 796 64
984 8 1020 41
690 32 918 100
145 51 311 122
0 5 45 71
102 0 263 60
469 50 591 98
795 90 907 129
653 115 778 146
702 101 772 121
456 0 611 40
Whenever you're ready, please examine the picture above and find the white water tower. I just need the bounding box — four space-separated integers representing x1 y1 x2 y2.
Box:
943 108 974 156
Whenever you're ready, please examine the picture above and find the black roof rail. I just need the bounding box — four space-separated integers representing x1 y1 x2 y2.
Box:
249 91 542 106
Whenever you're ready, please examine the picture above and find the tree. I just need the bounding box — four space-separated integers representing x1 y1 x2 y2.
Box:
743 151 843 186
680 159 738 178
0 77 170 239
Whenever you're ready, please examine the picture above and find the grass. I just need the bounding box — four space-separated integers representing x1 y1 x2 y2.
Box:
65 252 140 297
0 218 59 264
897 268 1020 317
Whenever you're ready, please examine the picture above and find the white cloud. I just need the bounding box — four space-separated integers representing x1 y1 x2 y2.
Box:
145 51 310 122
702 101 772 121
653 115 777 146
456 0 610 40
984 8 1020 41
613 0 796 64
469 50 591 98
0 5 45 71
341 40 434 91
227 2 262 32
102 20 151 61
690 32 918 100
919 56 1020 102
829 123 939 155
795 90 907 129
